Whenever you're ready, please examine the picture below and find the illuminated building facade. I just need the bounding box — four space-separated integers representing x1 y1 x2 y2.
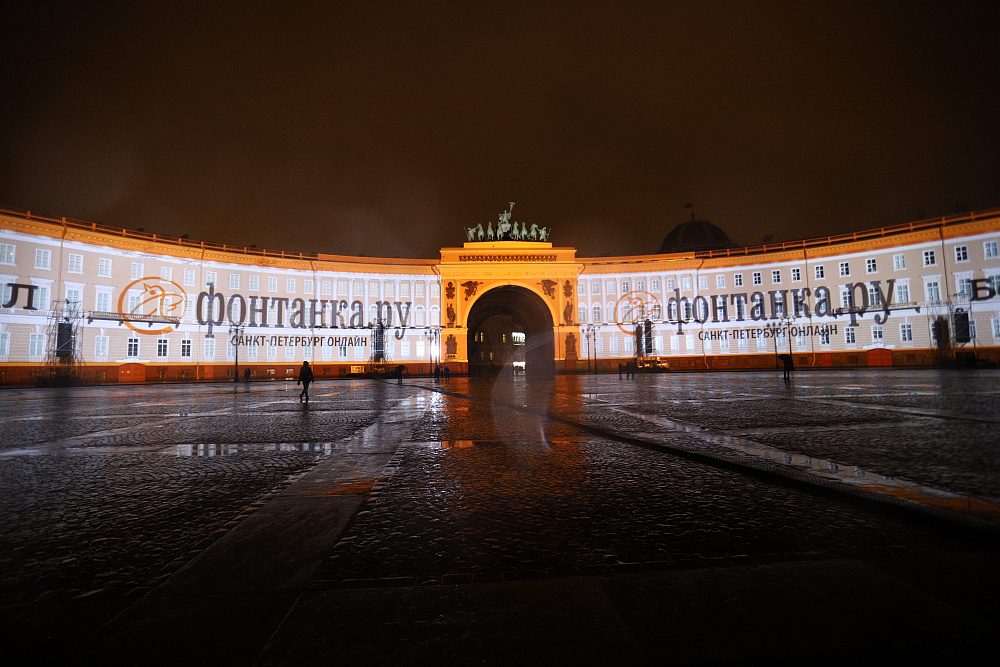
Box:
1 207 999 384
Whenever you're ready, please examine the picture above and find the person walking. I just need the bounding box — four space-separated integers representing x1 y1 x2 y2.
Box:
297 360 314 402
243 367 251 383
442 365 450 381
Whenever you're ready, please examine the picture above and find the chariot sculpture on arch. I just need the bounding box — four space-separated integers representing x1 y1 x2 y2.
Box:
465 202 550 242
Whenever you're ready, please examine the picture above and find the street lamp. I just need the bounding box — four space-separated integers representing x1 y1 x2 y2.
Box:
773 316 793 368
585 323 598 373
229 323 245 383
425 327 439 373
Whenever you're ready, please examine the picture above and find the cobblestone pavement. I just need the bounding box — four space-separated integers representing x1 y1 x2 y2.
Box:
0 381 421 602
316 372 994 586
440 370 1000 510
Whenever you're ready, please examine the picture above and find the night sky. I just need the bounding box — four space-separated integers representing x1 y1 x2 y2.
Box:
2 1 998 258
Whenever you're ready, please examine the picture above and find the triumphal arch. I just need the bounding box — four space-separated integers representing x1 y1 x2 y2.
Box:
438 239 583 375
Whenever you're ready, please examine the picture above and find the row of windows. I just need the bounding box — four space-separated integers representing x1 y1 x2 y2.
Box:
581 242 1000 295
0 246 440 297
575 275 1000 324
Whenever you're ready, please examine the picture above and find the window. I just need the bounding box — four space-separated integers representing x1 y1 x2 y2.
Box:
578 305 587 323
840 287 852 309
267 344 277 360
181 339 192 357
183 268 195 285
955 246 969 262
734 274 743 287
682 277 691 291
923 250 936 266
268 276 278 292
68 253 83 273
791 268 801 282
771 270 780 283
593 305 602 322
900 323 913 342
0 332 10 356
249 275 259 291
819 328 831 346
985 241 998 259
994 318 1000 339
131 262 143 279
157 338 168 358
304 279 314 295
651 279 660 291
286 278 295 293
285 344 295 360
925 280 941 302
205 271 217 286
369 282 380 297
227 274 238 289
814 265 825 279
796 331 805 347
666 278 675 291
127 337 139 357
871 324 883 343
839 262 850 277
621 280 630 293
866 258 877 273
66 288 82 311
867 285 882 306
34 285 49 311
0 243 14 265
35 249 52 269
716 275 726 289
698 276 707 290
94 336 108 358
415 282 425 297
591 280 601 294
204 338 216 358
957 277 973 299
29 333 46 357
98 258 112 277
96 291 111 312
893 254 906 270
577 281 585 296
895 283 910 303
160 266 173 281
322 280 332 296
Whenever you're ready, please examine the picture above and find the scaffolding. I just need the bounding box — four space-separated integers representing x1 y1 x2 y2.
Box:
41 299 86 385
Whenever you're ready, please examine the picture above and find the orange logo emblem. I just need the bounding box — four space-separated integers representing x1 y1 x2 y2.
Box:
118 277 188 335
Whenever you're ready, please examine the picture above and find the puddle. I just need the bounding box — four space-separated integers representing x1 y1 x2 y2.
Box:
162 443 336 456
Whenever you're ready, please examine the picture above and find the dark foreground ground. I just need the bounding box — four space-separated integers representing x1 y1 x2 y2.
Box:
1 369 998 665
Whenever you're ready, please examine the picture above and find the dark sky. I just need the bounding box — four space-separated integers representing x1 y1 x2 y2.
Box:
2 1 998 258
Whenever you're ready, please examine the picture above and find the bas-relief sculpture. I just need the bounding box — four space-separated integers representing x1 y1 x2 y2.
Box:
465 202 549 242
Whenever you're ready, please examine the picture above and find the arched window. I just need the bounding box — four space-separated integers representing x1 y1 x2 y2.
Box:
430 306 440 326
414 305 426 326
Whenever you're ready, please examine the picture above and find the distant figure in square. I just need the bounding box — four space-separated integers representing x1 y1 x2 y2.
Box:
243 367 251 383
779 354 794 381
618 362 623 379
297 361 314 402
434 364 441 381
442 365 450 381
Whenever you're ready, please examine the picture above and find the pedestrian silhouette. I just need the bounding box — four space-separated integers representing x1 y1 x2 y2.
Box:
779 354 794 381
442 365 450 381
297 361 314 401
243 367 251 383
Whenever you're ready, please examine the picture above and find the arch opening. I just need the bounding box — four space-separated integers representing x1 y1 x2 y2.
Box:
466 286 554 376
